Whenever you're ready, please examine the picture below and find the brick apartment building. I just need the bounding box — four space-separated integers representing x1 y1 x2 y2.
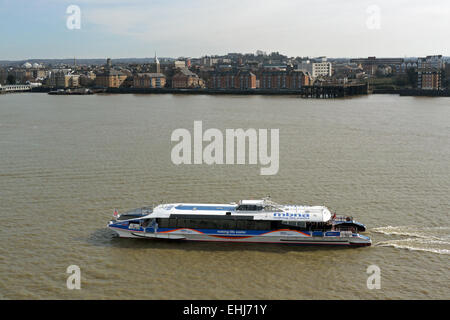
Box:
133 73 166 88
418 69 442 90
95 69 128 88
172 68 203 88
417 55 445 90
259 70 311 89
208 70 256 89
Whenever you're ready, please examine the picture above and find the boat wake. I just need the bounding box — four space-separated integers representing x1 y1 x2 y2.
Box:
372 226 450 255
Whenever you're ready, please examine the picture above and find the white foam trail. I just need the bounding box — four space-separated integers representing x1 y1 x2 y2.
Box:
377 238 450 245
371 226 445 241
375 239 450 255
372 226 450 255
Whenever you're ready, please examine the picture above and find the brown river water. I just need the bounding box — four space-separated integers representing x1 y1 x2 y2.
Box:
0 93 449 299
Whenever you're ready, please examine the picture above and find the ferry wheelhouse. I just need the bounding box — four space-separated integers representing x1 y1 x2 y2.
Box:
107 199 371 246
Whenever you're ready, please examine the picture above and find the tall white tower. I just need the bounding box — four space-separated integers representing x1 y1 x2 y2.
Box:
154 52 160 73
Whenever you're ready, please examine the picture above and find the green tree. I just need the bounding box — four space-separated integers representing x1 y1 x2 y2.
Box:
394 74 408 87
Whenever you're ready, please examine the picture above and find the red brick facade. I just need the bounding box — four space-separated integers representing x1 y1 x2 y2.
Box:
259 70 310 89
208 71 256 89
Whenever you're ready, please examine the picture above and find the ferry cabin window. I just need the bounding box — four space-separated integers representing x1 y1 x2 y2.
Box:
257 221 271 230
195 220 210 229
176 219 188 228
157 218 169 228
175 219 218 229
141 219 151 227
236 205 263 211
236 220 270 230
168 218 177 228
275 221 331 231
157 218 330 231
156 218 178 228
198 220 219 229
170 218 271 230
236 220 247 230
271 220 307 231
281 221 306 229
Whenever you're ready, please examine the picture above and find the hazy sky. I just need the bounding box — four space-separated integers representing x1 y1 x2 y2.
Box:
1 0 449 60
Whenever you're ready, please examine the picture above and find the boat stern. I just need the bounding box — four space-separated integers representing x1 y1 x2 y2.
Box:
349 233 372 246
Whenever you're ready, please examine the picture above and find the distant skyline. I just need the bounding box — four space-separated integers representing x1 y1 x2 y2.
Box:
1 0 449 60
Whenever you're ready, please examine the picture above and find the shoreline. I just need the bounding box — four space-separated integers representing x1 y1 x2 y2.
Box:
30 85 370 98
3 86 448 98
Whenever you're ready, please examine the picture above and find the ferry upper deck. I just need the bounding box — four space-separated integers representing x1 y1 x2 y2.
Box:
146 199 333 223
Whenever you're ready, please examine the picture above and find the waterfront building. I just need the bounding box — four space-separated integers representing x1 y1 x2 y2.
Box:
235 70 257 89
79 72 97 87
418 69 442 90
172 68 203 88
333 64 365 79
208 70 256 89
201 56 219 67
95 69 128 88
174 61 186 69
259 70 310 89
133 73 166 88
0 68 8 84
295 58 332 78
64 74 80 88
311 61 332 77
416 55 445 90
32 69 47 80
445 64 450 89
48 69 79 88
189 58 201 66
8 69 34 84
417 55 445 70
399 61 418 74
311 58 332 77
350 57 404 75
377 65 393 76
262 64 288 72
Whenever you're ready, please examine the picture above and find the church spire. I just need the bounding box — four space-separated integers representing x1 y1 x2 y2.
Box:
154 52 160 73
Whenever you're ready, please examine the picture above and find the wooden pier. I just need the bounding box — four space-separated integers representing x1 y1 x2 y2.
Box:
297 83 369 98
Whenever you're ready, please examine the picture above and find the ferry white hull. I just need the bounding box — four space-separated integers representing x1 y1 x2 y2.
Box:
108 224 371 246
107 199 371 246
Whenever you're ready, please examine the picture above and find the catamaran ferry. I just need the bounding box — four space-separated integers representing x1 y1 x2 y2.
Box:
107 198 371 246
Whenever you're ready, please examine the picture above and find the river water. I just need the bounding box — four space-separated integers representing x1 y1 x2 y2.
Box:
0 93 448 299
